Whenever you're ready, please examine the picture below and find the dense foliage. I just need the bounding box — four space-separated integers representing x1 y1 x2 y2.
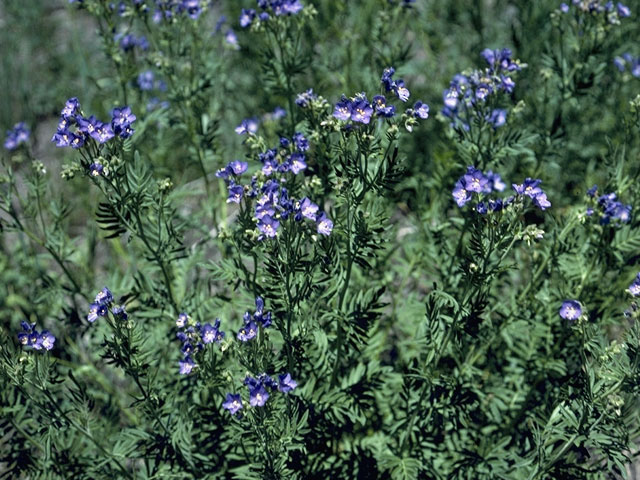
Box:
2 0 640 478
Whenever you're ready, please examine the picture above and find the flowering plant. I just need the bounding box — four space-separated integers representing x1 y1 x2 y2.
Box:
1 1 640 478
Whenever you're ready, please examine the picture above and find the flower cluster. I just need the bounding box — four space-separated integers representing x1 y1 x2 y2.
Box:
118 33 149 52
239 0 303 28
512 178 552 210
150 0 211 22
17 321 56 351
332 69 428 129
176 313 226 375
235 117 260 135
87 287 114 323
453 167 551 213
452 166 507 210
295 88 318 108
586 185 631 224
51 98 137 152
218 136 333 239
560 1 631 23
559 300 583 321
628 273 640 297
222 372 297 415
4 122 30 151
442 49 523 131
237 297 272 341
613 54 640 77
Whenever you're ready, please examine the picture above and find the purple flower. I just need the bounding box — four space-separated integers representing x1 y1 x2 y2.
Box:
381 67 396 92
295 89 317 108
272 106 287 119
40 331 56 351
290 152 307 174
532 192 551 210
628 275 640 296
4 122 30 150
559 300 582 321
51 130 73 148
372 95 395 117
487 109 507 128
249 384 269 407
351 97 374 124
201 323 218 344
88 303 107 323
485 171 506 192
333 96 352 121
587 185 598 197
452 179 472 207
227 184 244 203
316 212 333 236
617 2 631 17
277 373 297 393
560 2 569 12
61 98 80 119
394 80 410 102
179 356 196 375
225 29 238 47
298 197 319 220
222 393 243 414
235 118 259 135
89 163 104 177
463 167 489 193
95 287 114 306
112 305 128 320
237 321 258 341
257 215 279 238
413 101 430 119
513 178 543 198
111 106 136 138
93 124 115 144
293 132 309 151
176 312 188 328
240 8 255 27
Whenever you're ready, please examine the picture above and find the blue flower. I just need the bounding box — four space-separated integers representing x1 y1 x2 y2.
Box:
394 80 410 102
17 322 55 351
249 384 269 407
413 101 430 119
560 2 569 13
240 8 256 27
452 179 472 207
628 274 640 297
351 97 374 124
617 2 631 17
89 163 104 177
487 109 507 128
61 98 80 119
95 287 114 306
316 212 333 236
298 197 319 220
237 321 258 341
333 96 352 121
176 312 188 328
295 89 317 108
111 106 136 138
222 393 243 414
289 153 307 174
4 122 30 151
293 132 309 151
257 215 279 239
559 300 582 321
227 184 244 203
463 167 489 193
179 356 196 375
277 373 298 393
381 67 396 92
136 70 155 91
512 178 542 198
235 118 259 135
372 95 396 118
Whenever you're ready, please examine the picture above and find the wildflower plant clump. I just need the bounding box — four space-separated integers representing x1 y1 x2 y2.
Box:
2 0 640 479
